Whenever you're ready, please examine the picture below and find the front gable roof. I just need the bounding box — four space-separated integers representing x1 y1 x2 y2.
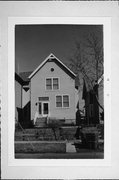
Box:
28 53 76 79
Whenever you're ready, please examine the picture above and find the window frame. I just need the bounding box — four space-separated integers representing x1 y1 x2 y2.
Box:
53 77 59 90
45 77 60 91
46 78 52 90
55 94 70 108
63 95 70 108
56 95 62 108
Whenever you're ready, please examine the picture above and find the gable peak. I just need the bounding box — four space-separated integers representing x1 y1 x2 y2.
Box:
48 53 56 59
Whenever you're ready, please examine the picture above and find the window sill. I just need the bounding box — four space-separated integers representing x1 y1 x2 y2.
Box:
45 89 60 92
55 107 70 109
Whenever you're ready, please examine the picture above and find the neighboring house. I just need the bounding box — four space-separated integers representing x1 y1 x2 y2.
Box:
98 75 104 112
15 73 24 124
19 71 31 127
28 53 76 125
82 75 104 125
98 75 104 123
15 73 31 128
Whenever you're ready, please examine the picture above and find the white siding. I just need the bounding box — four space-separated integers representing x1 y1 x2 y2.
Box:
22 89 30 108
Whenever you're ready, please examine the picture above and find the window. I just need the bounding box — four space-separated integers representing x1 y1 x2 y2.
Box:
46 78 59 90
56 96 62 107
63 95 69 107
46 78 52 90
56 95 69 108
53 78 59 90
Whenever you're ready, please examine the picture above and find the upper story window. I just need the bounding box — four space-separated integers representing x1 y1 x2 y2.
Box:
46 78 59 90
53 78 59 90
46 78 52 90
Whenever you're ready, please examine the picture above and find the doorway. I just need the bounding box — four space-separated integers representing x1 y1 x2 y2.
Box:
38 101 49 116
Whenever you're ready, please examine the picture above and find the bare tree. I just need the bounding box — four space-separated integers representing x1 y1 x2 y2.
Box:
69 31 104 112
84 32 103 82
69 30 103 90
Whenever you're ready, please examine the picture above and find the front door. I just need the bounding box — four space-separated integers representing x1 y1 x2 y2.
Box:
38 101 49 116
43 102 49 115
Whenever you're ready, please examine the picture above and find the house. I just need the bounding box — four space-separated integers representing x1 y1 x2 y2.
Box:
15 73 31 128
15 73 24 124
98 75 104 112
28 53 76 125
82 75 104 125
98 75 104 123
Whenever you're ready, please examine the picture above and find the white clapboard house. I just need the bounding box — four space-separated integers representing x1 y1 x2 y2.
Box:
28 53 77 126
16 53 78 127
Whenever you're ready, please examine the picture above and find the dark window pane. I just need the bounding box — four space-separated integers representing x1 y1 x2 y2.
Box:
56 96 62 107
43 103 48 115
39 102 42 114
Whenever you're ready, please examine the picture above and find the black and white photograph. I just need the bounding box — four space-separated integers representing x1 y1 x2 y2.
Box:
15 23 104 159
1 1 119 179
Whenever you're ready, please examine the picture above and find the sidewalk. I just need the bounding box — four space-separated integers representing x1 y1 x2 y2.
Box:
15 151 104 159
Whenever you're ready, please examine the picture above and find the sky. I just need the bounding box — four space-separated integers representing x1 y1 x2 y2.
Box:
15 24 103 73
